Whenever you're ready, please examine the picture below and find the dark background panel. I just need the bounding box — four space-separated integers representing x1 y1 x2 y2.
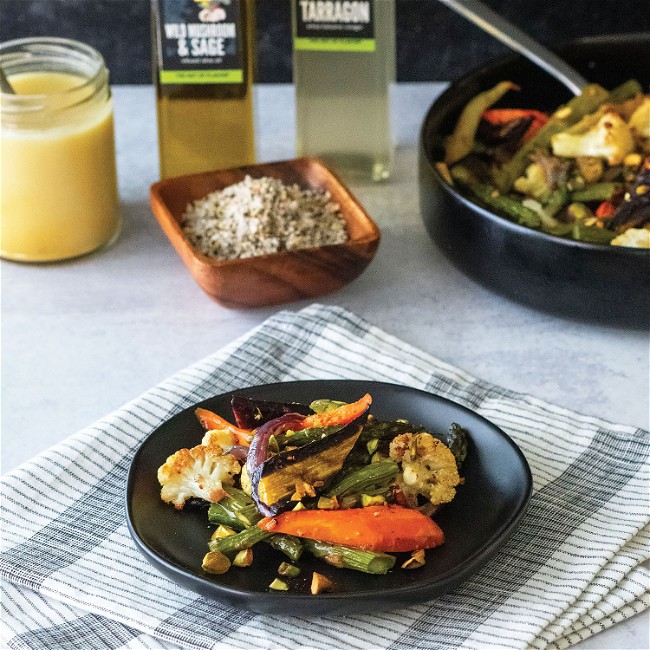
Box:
1 0 648 84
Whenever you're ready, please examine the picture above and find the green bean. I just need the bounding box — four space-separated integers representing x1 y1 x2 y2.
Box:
543 188 569 218
304 539 396 575
572 223 616 244
208 525 270 554
537 188 572 236
467 183 542 227
326 460 399 498
494 84 609 192
268 534 304 562
571 182 620 202
277 425 340 448
208 487 261 529
607 79 643 104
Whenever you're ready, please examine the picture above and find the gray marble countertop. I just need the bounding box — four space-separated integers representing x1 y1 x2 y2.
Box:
2 83 648 649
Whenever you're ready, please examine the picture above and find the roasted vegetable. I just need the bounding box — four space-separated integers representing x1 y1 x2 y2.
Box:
514 162 552 200
494 83 609 192
611 227 650 248
157 444 241 509
309 399 348 413
481 108 549 142
389 433 461 508
436 423 469 469
246 402 371 516
259 505 445 553
551 112 635 165
299 394 372 430
609 158 650 230
230 395 313 429
325 460 399 498
303 539 396 574
445 81 518 165
207 486 260 529
570 181 622 203
628 97 650 153
195 407 253 446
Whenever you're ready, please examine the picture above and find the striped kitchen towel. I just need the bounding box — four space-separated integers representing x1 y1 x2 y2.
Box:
1 304 648 650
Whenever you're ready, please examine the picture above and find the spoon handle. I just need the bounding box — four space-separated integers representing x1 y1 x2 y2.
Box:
437 0 588 95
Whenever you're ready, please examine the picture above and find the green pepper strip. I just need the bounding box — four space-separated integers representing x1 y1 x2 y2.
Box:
445 81 517 165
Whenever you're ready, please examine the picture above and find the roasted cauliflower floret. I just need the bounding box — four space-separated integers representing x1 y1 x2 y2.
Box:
157 443 241 509
514 162 550 200
610 226 650 248
551 111 635 166
201 428 237 449
389 433 460 507
628 97 650 154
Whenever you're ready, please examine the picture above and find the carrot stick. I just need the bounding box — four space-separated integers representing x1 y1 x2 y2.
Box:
195 408 253 446
258 505 444 553
298 394 372 430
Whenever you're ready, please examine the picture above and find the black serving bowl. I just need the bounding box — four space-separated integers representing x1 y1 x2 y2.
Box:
419 34 650 328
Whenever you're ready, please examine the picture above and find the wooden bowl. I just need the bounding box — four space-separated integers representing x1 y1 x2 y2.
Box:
150 157 381 308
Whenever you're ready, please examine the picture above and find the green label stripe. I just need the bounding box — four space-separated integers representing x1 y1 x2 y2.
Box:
159 69 243 84
293 37 375 52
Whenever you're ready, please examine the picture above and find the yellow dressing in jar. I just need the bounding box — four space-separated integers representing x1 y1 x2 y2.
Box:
0 39 120 262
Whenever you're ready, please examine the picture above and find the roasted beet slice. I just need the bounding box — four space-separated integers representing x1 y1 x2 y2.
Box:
230 395 313 429
609 158 650 230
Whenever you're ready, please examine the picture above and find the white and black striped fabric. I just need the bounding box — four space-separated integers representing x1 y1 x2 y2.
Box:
2 304 648 650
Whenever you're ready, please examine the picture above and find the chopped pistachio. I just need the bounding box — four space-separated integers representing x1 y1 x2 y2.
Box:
202 551 231 574
211 525 236 540
269 578 289 591
233 548 254 567
401 549 426 570
361 494 386 507
339 495 359 509
310 572 334 594
366 439 379 455
278 562 301 578
317 496 340 510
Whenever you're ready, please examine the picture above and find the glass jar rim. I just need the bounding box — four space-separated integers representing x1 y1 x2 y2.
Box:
0 37 108 112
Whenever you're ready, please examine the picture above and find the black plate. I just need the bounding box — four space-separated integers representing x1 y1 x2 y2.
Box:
126 380 532 615
419 34 650 328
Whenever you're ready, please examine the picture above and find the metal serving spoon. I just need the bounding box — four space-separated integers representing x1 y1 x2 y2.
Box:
437 0 588 95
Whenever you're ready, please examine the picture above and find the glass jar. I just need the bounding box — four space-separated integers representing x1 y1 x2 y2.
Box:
0 37 120 262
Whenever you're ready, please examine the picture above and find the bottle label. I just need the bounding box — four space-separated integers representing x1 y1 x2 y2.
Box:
293 0 375 52
156 0 244 83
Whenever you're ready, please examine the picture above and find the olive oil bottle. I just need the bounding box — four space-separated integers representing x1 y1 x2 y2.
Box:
292 0 395 181
152 0 255 179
